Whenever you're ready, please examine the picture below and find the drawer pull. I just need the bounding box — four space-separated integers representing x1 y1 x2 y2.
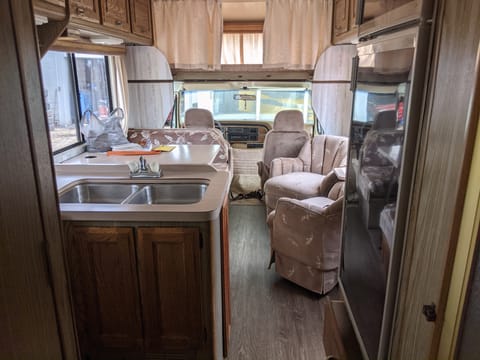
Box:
115 20 123 26
76 7 85 15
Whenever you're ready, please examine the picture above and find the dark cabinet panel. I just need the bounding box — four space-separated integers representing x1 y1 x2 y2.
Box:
136 227 204 352
67 226 143 358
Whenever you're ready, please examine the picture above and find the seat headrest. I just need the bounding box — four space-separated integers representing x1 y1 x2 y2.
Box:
185 108 214 128
372 110 396 130
273 110 304 131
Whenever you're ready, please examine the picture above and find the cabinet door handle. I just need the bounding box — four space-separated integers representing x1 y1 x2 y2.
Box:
115 20 123 26
76 6 85 15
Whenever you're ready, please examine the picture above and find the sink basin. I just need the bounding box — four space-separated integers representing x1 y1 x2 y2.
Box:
59 183 141 204
125 183 208 205
59 181 209 205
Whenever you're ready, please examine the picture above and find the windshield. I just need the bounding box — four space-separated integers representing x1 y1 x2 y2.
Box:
178 83 314 125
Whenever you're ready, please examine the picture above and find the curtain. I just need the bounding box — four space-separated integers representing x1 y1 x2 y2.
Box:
243 33 263 64
109 55 129 133
222 33 241 64
263 0 331 70
153 0 223 70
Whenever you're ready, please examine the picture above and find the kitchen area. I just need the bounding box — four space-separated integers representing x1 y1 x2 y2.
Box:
55 144 232 359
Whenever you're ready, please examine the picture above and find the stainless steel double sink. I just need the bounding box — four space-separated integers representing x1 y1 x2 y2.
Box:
59 180 209 205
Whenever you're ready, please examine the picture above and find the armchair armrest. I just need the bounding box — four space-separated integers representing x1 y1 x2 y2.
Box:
269 157 305 177
271 197 343 271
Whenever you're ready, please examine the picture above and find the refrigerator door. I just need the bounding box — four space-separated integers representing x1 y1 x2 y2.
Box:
340 24 431 360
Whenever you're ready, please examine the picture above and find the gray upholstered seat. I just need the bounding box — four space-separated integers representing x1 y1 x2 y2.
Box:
184 108 215 128
257 110 310 188
263 134 348 214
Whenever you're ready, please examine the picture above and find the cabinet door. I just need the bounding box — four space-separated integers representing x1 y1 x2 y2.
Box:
67 226 143 358
136 227 203 353
130 0 152 38
333 0 349 37
102 0 131 33
350 0 358 29
71 0 100 23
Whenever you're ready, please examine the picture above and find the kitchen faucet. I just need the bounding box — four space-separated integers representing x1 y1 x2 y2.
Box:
129 156 162 178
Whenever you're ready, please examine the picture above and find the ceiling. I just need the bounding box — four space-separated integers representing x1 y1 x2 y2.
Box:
222 0 266 22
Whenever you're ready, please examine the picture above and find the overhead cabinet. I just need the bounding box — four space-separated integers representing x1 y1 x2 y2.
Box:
35 0 154 48
332 0 358 44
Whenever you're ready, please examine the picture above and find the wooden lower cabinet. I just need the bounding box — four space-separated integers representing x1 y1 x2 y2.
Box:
66 225 205 360
136 227 203 353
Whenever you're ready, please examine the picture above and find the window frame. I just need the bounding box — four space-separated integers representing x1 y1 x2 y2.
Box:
45 52 113 155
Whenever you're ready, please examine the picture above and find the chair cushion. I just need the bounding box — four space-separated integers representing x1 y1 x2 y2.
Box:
264 172 326 211
300 196 335 210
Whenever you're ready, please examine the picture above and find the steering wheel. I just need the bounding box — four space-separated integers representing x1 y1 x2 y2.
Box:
214 120 227 138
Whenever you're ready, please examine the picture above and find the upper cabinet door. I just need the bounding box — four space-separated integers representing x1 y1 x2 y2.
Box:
333 0 349 37
102 0 131 32
71 0 100 23
130 0 153 38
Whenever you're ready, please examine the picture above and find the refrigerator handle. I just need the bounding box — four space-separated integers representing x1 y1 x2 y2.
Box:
350 56 359 92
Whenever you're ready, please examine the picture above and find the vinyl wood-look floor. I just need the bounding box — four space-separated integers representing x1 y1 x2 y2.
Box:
226 204 327 360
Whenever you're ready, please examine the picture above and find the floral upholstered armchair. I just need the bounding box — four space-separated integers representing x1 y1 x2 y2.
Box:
263 134 348 214
267 180 345 294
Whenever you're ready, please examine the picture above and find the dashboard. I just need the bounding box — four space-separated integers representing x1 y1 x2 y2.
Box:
215 121 272 148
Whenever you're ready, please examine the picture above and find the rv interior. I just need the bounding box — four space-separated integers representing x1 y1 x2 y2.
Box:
1 0 480 359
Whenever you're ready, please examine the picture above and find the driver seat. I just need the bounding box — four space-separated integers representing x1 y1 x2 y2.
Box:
184 108 215 128
258 110 310 188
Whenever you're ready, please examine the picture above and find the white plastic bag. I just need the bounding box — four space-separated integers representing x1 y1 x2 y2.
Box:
81 108 128 152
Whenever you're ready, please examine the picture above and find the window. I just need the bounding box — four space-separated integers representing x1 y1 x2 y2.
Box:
40 51 111 153
221 22 264 65
178 83 313 124
221 33 263 64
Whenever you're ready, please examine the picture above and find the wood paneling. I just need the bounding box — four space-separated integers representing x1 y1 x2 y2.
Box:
136 227 203 352
0 0 75 358
324 298 363 360
390 0 480 358
67 226 143 358
220 197 231 357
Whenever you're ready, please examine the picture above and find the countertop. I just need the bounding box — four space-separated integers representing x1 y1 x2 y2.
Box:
60 144 220 166
56 145 230 222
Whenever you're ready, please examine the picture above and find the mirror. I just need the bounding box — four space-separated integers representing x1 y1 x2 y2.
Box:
340 27 426 360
